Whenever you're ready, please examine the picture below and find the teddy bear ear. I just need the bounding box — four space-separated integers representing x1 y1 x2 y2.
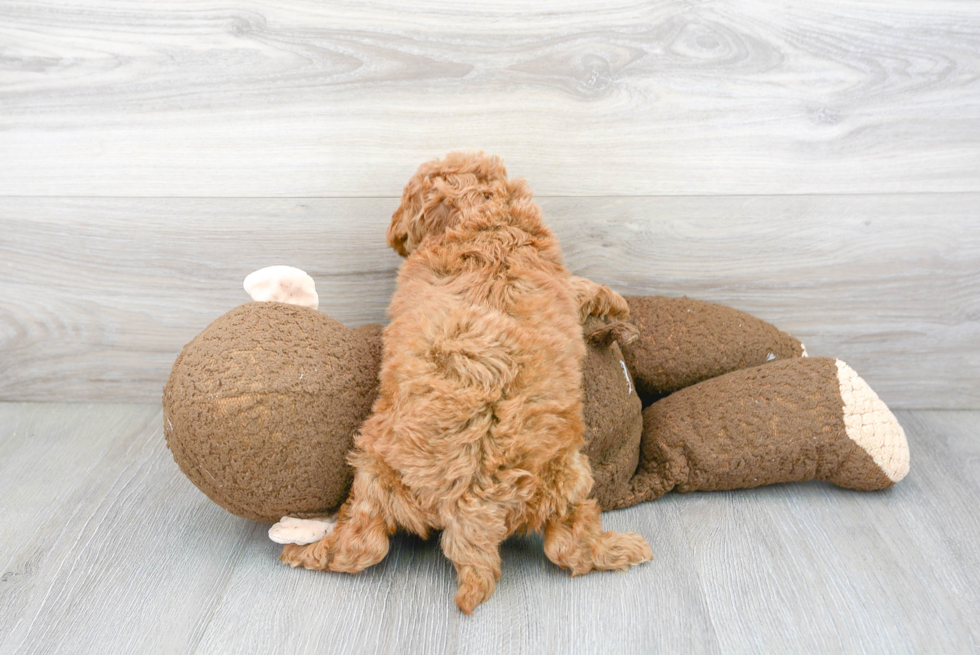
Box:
243 266 318 309
587 321 640 348
268 515 337 545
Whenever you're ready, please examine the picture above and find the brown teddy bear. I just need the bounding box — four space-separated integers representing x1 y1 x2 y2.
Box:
163 267 909 540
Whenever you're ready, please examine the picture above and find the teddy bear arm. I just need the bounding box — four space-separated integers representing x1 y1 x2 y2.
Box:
621 296 806 398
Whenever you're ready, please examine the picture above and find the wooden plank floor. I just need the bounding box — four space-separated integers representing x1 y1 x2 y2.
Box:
1 403 977 654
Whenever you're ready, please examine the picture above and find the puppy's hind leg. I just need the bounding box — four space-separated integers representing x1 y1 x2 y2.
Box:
544 499 652 576
439 502 509 614
543 458 652 576
280 458 394 573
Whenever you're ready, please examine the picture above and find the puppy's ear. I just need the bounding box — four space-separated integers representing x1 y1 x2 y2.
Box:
386 210 412 257
388 173 428 256
388 174 455 257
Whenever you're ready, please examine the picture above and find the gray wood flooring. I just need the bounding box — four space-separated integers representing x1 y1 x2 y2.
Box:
1 403 977 654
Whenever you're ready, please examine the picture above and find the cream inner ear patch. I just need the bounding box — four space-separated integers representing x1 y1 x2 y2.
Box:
244 266 319 309
836 360 910 483
268 515 337 545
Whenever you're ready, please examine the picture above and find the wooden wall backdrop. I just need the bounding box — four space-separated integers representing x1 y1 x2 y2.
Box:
1 0 978 407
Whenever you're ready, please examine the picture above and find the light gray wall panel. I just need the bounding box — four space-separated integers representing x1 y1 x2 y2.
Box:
1 0 978 196
2 195 976 407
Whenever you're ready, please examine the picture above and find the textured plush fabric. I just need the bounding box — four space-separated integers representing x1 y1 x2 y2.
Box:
580 317 643 511
163 302 382 523
621 296 805 399
164 305 644 522
835 359 910 483
164 302 908 523
617 357 900 509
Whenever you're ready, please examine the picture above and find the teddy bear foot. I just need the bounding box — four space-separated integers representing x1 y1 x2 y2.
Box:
834 359 910 486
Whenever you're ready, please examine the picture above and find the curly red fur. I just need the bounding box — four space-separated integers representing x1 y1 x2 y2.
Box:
282 152 651 613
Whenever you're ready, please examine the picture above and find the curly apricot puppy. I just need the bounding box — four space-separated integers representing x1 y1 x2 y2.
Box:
281 152 652 613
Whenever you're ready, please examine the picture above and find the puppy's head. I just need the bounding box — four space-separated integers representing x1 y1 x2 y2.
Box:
387 151 511 257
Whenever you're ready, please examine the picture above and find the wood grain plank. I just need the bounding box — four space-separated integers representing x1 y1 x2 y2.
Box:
0 197 402 403
193 501 717 655
0 404 152 573
1 0 978 196
3 406 979 653
0 403 715 654
880 410 980 651
548 194 980 410
0 404 260 655
2 194 977 407
674 409 980 653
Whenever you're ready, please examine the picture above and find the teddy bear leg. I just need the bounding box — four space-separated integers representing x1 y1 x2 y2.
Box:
607 357 910 511
439 504 509 614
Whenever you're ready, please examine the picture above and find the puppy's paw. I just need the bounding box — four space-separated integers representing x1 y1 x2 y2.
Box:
603 289 631 322
591 530 653 571
280 538 333 570
571 277 630 323
454 565 498 615
280 543 308 568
